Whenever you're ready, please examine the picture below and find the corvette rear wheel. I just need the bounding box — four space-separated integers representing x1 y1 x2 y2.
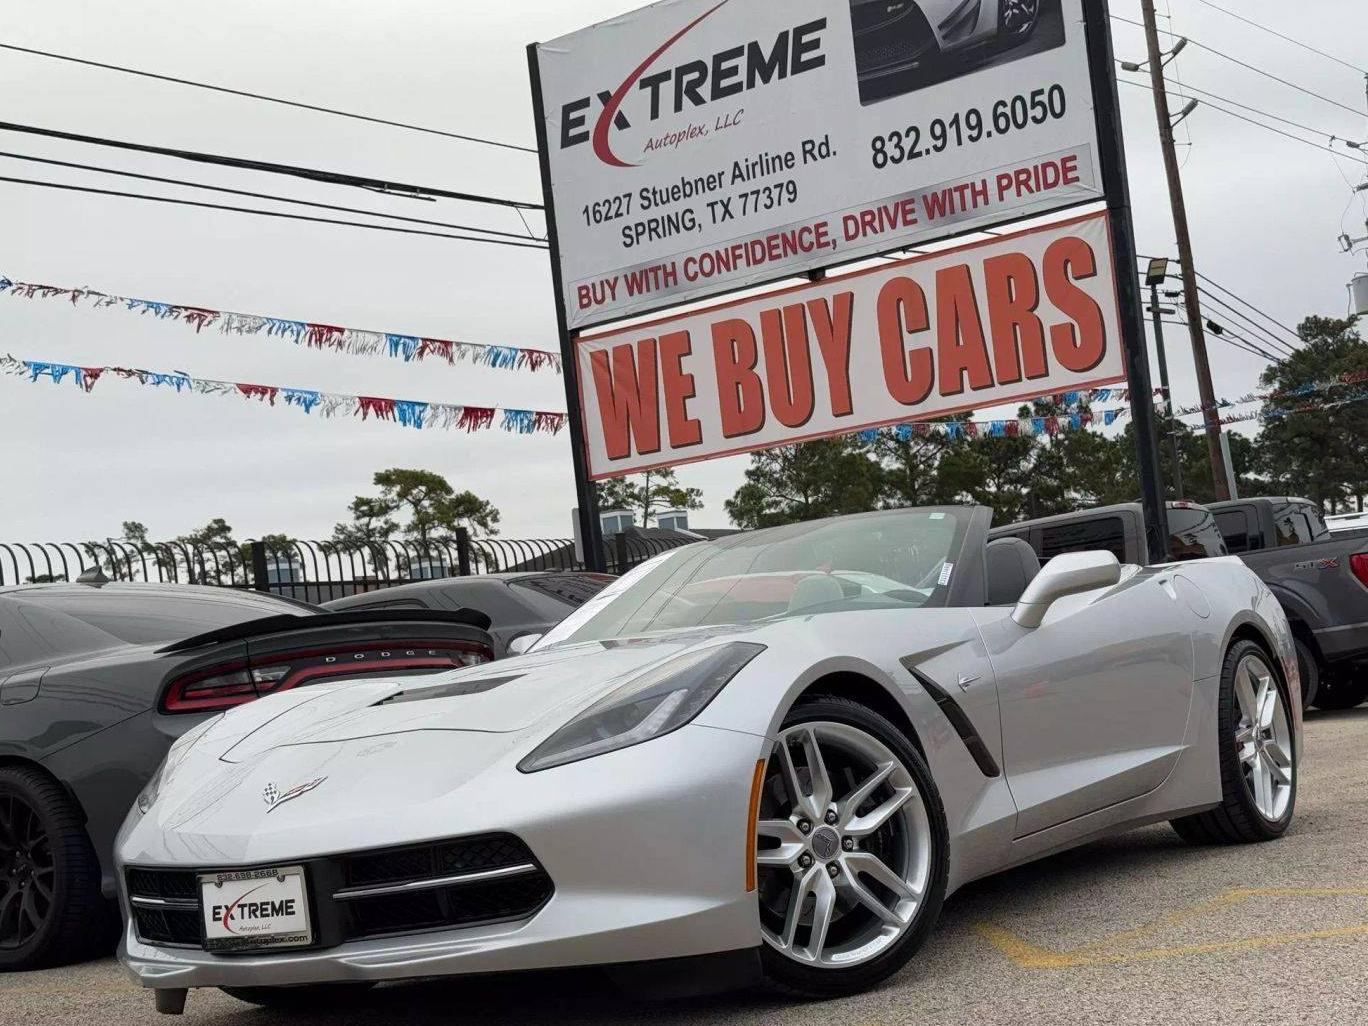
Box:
1171 641 1296 845
755 697 947 997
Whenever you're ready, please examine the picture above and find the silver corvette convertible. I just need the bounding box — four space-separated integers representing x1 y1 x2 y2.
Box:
116 506 1301 1013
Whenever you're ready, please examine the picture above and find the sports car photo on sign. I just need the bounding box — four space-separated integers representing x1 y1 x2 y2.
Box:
116 507 1302 1013
851 0 1066 104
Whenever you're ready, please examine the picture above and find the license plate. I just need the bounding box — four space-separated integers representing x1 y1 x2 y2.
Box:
200 866 311 952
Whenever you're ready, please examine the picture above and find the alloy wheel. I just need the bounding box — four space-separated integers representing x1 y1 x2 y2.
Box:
0 792 55 951
1233 654 1295 822
1001 0 1040 36
755 722 931 969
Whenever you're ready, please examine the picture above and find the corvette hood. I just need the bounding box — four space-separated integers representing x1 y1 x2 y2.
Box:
196 627 754 763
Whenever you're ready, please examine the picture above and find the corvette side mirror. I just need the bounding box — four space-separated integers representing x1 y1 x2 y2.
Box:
1012 551 1122 629
508 633 544 657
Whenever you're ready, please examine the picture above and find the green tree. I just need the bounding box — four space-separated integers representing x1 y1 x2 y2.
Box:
331 497 400 549
342 469 501 551
1250 316 1368 511
595 468 703 527
725 438 881 529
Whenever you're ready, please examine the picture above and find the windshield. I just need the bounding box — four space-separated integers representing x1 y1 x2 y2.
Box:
538 508 972 648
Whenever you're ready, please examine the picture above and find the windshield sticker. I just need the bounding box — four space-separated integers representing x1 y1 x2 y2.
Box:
929 513 947 521
939 563 954 587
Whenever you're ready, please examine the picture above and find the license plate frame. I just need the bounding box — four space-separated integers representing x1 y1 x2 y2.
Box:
199 865 312 953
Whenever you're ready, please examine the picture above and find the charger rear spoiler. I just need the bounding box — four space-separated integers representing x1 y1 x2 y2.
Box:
158 607 494 654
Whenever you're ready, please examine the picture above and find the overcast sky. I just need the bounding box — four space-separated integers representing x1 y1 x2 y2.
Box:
1 0 1365 546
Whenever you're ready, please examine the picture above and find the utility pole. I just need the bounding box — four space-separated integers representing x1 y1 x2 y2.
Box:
1145 259 1183 499
1139 0 1231 500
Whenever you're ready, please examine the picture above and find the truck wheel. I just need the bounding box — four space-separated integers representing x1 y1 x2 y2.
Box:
1293 637 1321 709
1312 673 1368 711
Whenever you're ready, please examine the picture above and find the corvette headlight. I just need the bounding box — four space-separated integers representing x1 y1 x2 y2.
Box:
136 714 222 814
518 642 765 773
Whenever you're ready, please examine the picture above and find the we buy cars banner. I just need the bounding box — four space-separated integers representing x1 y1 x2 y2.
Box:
577 210 1125 480
533 0 1103 328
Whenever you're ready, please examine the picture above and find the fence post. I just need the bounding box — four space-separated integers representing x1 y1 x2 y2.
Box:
249 542 270 592
456 528 473 577
613 533 629 575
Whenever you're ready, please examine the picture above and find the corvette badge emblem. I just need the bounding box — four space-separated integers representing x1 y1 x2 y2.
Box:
262 777 327 813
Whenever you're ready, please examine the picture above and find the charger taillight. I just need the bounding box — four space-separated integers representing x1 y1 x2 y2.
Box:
160 640 493 714
1352 553 1368 590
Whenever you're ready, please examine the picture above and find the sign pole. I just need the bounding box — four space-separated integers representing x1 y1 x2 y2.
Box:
1084 0 1170 565
528 42 606 573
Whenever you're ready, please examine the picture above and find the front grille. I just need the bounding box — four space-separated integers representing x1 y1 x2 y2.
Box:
345 833 536 887
852 4 936 74
133 907 202 946
347 872 554 939
126 833 553 952
127 867 198 902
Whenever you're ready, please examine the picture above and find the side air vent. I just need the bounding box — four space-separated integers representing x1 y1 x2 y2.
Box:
901 662 1002 777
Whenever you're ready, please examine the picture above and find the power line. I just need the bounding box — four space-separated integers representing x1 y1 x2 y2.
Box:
1118 79 1368 166
1194 287 1299 357
1194 270 1306 345
0 150 542 242
1110 14 1368 119
1159 318 1279 362
0 41 539 155
0 120 544 211
1186 0 1367 76
0 174 549 249
1120 71 1357 146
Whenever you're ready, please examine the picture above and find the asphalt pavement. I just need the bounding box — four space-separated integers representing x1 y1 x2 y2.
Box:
6 707 1367 1026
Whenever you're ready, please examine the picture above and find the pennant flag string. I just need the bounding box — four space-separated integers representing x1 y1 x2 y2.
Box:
0 273 561 374
0 352 566 436
1167 370 1368 419
852 407 1130 445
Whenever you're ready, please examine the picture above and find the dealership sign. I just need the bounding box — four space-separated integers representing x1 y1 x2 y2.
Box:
576 210 1124 478
533 0 1103 328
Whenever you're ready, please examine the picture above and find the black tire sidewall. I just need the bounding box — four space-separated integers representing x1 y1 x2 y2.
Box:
757 696 949 998
1220 641 1296 838
0 767 101 971
1293 637 1322 709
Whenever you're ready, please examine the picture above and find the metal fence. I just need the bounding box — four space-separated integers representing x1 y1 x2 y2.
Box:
0 531 697 604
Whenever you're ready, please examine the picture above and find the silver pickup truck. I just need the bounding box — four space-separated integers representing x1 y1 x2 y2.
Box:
991 498 1368 709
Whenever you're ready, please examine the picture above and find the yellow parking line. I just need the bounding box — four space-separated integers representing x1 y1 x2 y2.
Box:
976 887 1368 969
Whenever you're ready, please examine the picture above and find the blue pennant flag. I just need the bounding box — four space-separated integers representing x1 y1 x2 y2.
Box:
263 318 307 343
395 400 429 429
282 389 322 414
24 360 79 387
386 335 421 362
502 409 537 434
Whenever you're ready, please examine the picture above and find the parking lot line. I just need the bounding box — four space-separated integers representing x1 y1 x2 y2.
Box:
975 887 1368 969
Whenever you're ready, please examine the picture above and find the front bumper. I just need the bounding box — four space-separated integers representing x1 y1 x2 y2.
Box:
118 723 769 991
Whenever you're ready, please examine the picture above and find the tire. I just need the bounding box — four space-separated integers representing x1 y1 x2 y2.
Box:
1312 671 1368 711
999 0 1043 40
1171 641 1296 846
0 765 106 971
1294 636 1322 709
755 696 948 998
220 983 376 1009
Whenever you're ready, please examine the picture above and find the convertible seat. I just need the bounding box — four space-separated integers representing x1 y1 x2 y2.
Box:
986 538 1042 606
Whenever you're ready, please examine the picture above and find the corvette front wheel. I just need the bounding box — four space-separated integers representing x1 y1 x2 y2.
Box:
754 696 948 997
